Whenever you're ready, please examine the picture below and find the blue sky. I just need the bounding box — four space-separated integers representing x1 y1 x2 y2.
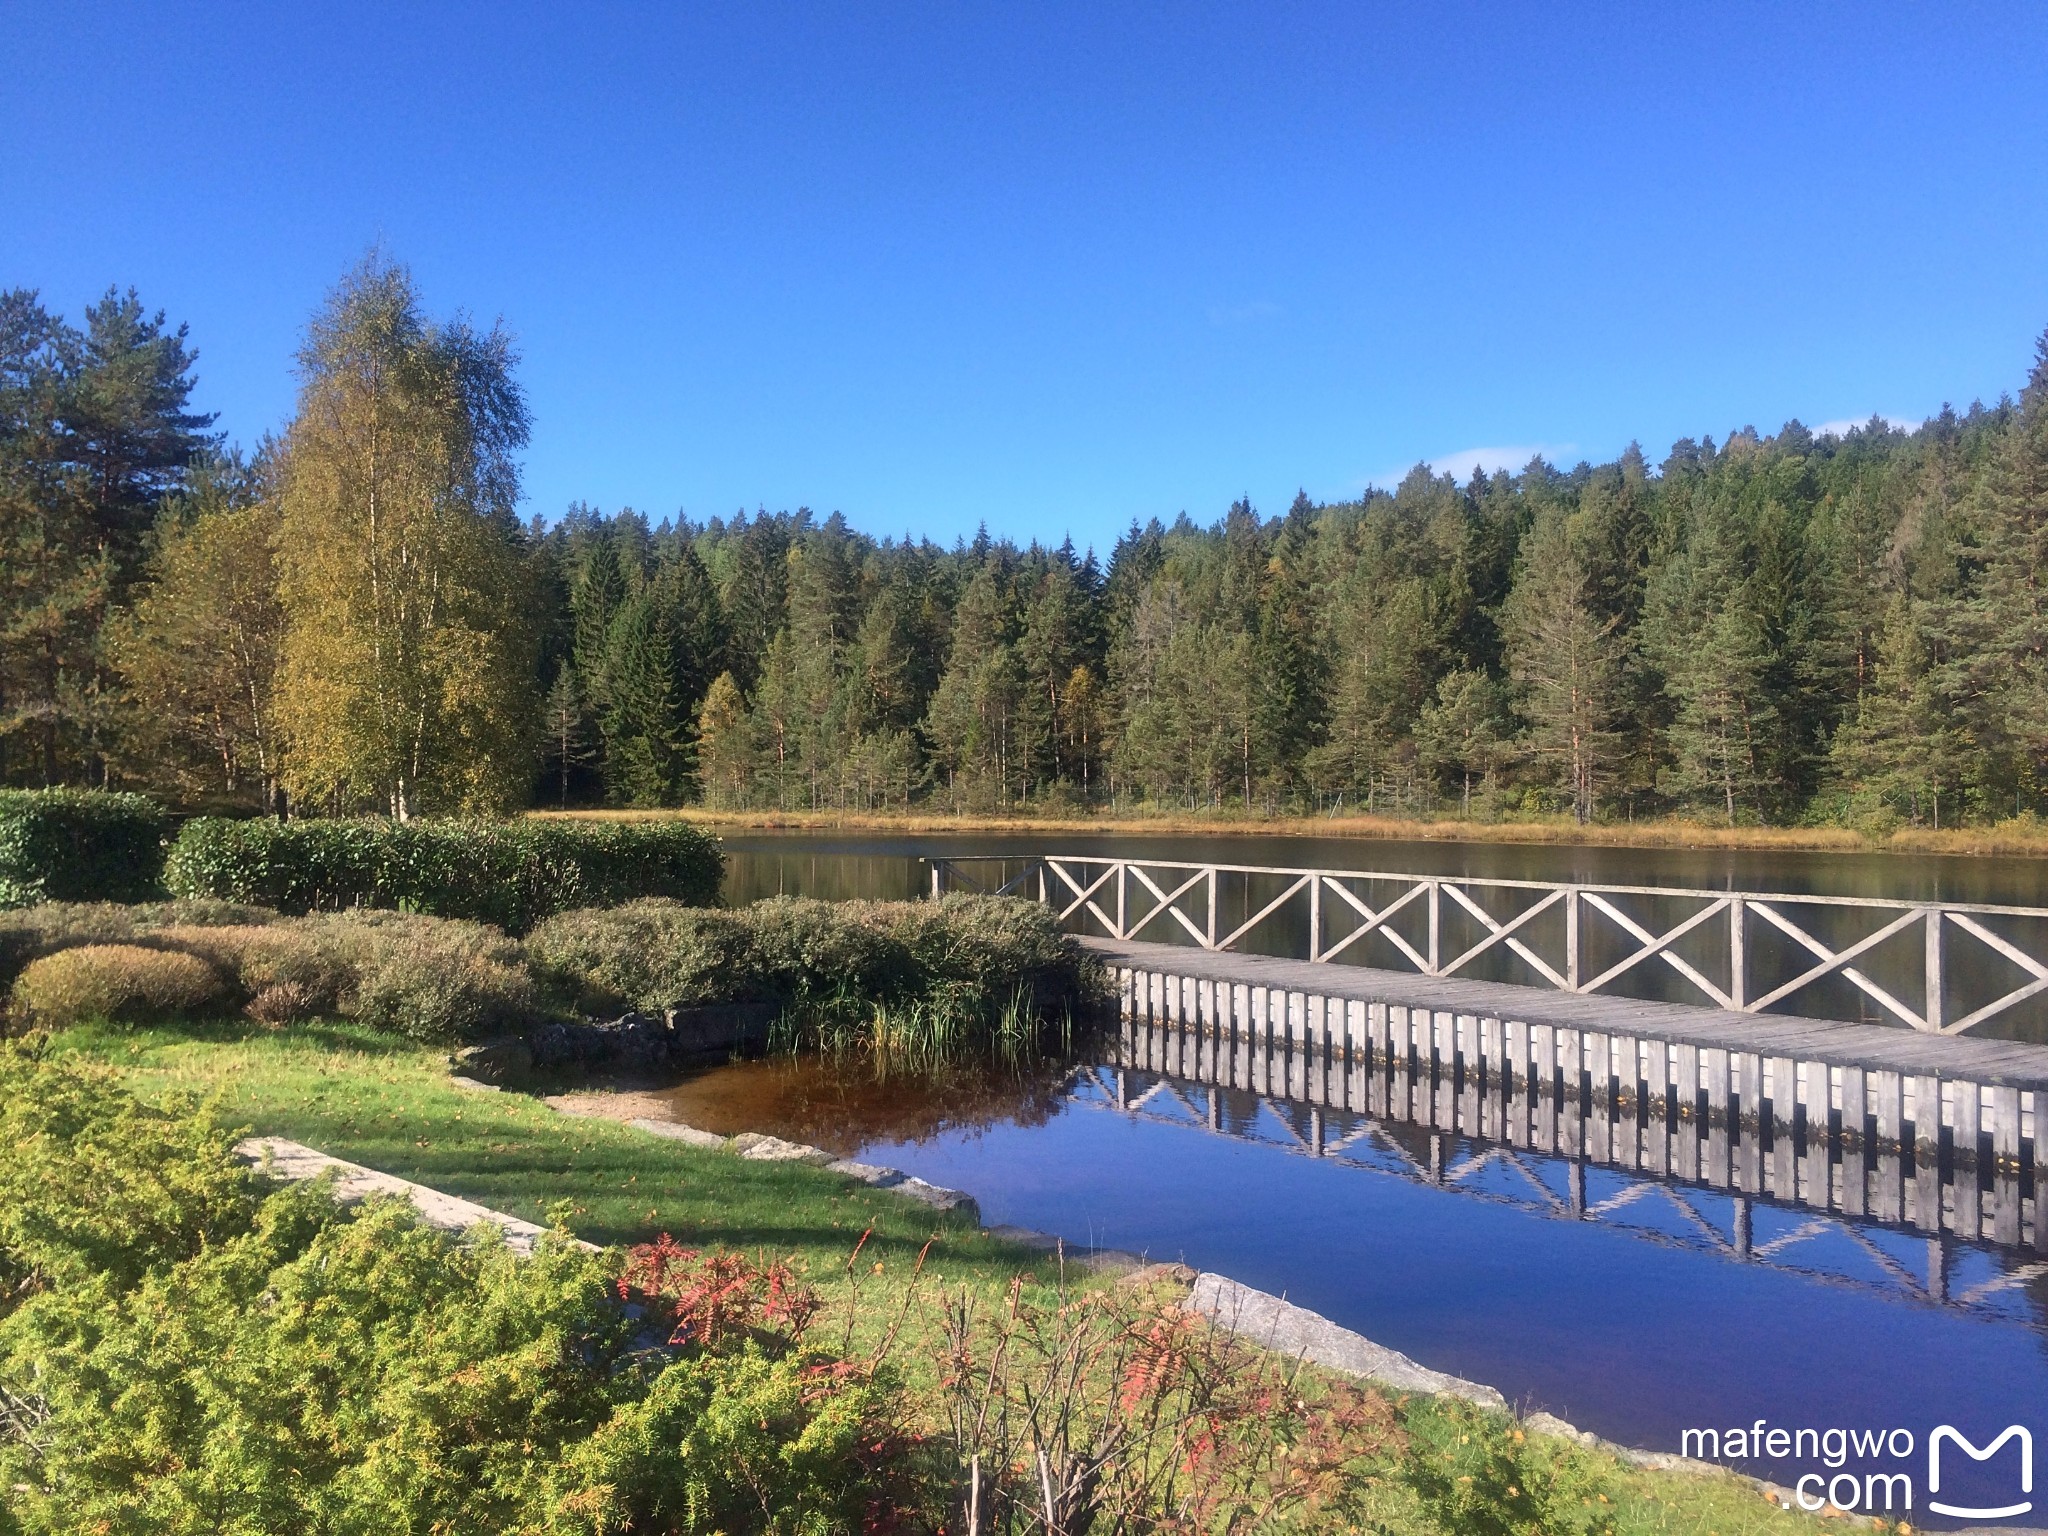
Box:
6 3 2047 550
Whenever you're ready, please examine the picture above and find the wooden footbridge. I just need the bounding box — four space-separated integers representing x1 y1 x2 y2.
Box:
931 855 2048 1255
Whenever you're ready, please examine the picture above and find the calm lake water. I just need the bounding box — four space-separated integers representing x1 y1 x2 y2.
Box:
622 1042 2048 1525
696 828 2048 1522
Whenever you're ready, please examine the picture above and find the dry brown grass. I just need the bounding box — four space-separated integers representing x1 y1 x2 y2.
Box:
528 806 2048 857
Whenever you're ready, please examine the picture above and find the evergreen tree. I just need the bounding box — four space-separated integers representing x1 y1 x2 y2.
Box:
0 290 101 785
538 658 591 809
1503 510 1623 823
1415 668 1509 816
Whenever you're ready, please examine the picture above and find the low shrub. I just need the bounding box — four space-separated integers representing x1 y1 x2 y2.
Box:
164 815 724 932
10 944 227 1029
0 903 143 991
524 899 760 1015
147 923 354 1025
0 789 169 908
300 910 544 1043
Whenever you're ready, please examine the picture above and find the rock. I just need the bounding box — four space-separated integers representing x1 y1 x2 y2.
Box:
523 1003 782 1072
236 1136 597 1256
826 1158 908 1187
891 1176 979 1216
628 1117 726 1149
733 1133 834 1164
984 1224 1144 1275
1522 1411 1599 1446
448 1038 533 1083
667 1002 777 1055
1187 1272 1505 1409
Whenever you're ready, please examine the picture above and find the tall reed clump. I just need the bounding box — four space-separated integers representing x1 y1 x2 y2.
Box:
525 894 1102 1064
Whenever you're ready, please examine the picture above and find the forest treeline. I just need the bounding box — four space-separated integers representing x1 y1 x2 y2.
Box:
7 258 2048 830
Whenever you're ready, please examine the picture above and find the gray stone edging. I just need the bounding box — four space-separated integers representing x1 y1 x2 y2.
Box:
233 1135 598 1256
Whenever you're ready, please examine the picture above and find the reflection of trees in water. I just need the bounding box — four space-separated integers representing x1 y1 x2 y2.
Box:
675 1053 1081 1158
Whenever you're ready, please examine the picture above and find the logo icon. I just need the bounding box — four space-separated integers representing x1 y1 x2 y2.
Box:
1929 1426 2033 1520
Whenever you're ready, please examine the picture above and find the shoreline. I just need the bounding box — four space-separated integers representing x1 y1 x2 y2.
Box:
530 806 2048 861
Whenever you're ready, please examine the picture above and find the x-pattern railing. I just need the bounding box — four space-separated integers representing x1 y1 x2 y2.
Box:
932 856 2048 1036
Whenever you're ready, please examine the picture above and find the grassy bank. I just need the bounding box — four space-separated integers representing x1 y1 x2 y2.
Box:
24 1019 1835 1533
541 804 2048 860
54 1017 1026 1277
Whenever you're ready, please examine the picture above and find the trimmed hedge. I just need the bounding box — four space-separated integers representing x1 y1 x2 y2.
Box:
164 817 724 932
0 789 169 908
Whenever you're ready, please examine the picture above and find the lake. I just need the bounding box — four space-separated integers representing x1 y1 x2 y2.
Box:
696 827 2048 1523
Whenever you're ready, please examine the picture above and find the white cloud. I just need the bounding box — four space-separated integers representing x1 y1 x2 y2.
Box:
1362 443 1574 491
1810 415 1922 439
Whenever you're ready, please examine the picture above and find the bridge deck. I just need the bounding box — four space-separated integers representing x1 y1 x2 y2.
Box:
1079 937 2048 1090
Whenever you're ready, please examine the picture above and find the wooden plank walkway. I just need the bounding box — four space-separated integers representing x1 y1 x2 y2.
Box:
1080 938 2048 1089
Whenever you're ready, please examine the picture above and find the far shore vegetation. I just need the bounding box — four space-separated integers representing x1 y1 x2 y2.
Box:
551 802 2048 860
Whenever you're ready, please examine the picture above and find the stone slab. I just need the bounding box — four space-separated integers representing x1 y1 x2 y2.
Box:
733 1132 835 1164
629 1117 726 1149
1188 1271 1504 1408
235 1136 596 1256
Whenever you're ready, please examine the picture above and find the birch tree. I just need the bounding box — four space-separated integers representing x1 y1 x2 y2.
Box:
274 258 535 817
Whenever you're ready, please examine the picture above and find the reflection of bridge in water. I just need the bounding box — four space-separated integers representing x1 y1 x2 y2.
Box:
1077 977 2048 1327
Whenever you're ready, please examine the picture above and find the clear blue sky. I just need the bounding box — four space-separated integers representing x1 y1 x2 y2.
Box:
6 3 2047 549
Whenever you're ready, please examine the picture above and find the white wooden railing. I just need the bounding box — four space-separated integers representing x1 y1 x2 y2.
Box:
928 855 2048 1038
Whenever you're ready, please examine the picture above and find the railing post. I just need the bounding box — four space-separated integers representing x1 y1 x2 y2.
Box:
1309 875 1321 963
1565 886 1580 990
1925 908 1944 1033
1729 896 1746 1010
931 860 943 899
1036 860 1046 906
1116 862 1127 940
1206 866 1218 949
1427 880 1440 975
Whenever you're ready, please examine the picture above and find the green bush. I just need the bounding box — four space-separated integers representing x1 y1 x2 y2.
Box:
164 816 724 932
0 789 169 908
524 899 760 1015
305 910 544 1043
10 944 228 1029
0 1045 263 1297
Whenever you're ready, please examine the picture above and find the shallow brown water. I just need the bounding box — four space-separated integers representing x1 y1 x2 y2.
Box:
555 1053 1076 1159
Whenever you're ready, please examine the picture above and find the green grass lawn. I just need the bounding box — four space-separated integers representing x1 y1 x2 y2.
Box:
53 1016 1057 1294
48 1017 1830 1536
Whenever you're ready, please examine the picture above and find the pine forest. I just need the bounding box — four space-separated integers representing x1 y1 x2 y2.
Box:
9 258 2048 834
